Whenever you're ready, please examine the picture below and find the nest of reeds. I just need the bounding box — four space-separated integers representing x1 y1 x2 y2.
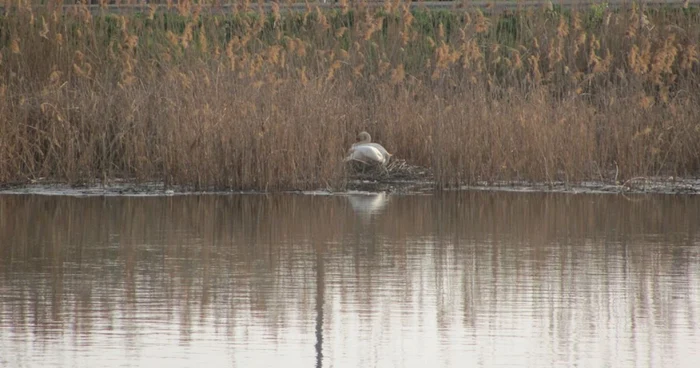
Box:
345 159 433 182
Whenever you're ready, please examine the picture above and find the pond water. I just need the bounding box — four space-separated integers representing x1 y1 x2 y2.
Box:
1 192 699 368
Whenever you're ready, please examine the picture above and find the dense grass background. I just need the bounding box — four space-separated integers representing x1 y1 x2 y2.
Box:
1 0 699 190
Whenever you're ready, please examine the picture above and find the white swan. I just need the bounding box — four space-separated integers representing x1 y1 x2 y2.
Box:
344 131 392 166
345 144 386 165
352 131 392 162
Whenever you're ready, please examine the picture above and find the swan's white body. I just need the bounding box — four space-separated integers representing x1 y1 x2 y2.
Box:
345 145 386 165
345 131 392 165
352 142 391 161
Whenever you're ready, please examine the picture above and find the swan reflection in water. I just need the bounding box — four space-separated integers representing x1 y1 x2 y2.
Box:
316 192 389 368
346 192 390 219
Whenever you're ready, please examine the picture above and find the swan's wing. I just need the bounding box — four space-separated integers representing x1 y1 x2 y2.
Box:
346 146 385 164
366 143 391 160
354 143 391 158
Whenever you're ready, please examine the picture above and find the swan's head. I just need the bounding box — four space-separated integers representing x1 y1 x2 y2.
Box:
356 131 372 143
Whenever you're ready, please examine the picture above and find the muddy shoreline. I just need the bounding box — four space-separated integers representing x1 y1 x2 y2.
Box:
1 176 699 197
348 176 700 195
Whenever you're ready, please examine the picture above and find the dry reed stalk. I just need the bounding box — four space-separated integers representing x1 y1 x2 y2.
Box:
0 2 699 190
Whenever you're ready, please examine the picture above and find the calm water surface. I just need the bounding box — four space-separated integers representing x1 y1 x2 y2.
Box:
1 192 699 368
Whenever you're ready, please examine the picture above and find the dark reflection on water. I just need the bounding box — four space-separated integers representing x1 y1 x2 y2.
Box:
0 192 699 368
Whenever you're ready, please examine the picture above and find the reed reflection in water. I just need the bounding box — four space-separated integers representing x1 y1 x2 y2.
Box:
0 192 699 368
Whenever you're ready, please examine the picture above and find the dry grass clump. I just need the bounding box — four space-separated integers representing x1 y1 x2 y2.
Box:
346 158 433 182
1 1 699 190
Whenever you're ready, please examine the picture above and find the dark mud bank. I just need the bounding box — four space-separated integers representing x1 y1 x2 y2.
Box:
345 160 700 195
1 176 699 197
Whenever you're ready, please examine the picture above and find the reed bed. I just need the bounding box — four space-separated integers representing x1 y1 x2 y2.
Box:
1 0 699 190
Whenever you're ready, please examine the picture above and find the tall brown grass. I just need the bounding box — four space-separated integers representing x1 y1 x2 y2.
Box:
1 0 699 190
